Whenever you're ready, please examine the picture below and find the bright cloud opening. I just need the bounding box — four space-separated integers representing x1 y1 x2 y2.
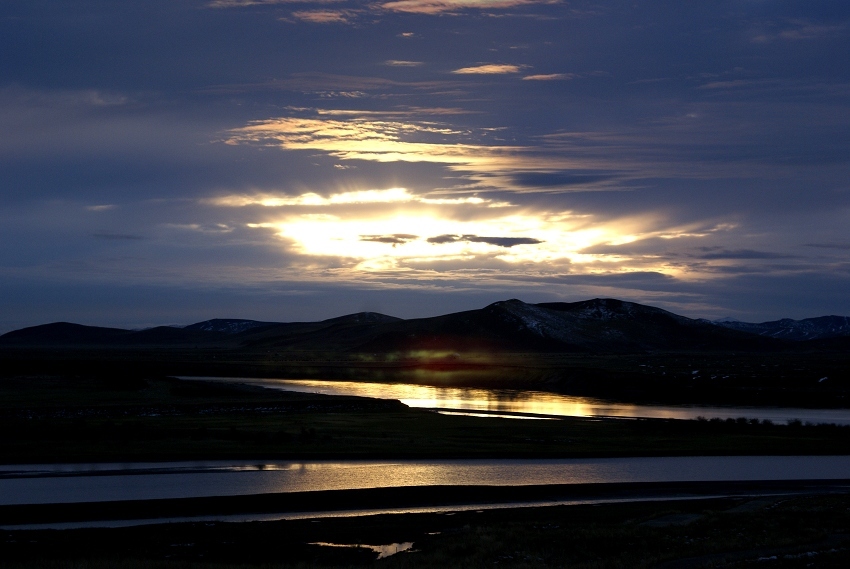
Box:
233 188 669 272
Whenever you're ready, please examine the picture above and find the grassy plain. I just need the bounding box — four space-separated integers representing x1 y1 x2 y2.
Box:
2 375 850 463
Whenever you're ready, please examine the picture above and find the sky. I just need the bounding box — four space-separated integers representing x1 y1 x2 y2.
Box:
1 0 849 331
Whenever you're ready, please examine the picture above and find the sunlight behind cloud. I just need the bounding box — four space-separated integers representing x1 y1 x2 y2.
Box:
233 188 666 274
217 108 789 284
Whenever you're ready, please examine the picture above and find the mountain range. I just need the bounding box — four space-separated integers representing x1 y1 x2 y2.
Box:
2 298 848 354
708 316 850 341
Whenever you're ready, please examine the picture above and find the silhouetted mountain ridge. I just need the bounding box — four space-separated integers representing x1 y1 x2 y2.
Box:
183 319 277 334
1 299 847 353
0 322 130 344
709 315 850 341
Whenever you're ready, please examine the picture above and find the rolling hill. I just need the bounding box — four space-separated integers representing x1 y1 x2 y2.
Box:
2 298 843 354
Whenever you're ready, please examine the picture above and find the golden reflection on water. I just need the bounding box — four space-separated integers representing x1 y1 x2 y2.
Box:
436 411 555 420
235 378 659 419
309 542 414 559
185 377 850 424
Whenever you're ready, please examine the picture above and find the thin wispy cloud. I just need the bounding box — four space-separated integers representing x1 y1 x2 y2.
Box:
523 73 573 81
209 0 344 7
223 113 527 171
291 10 356 23
385 60 424 67
751 20 847 43
380 0 552 15
223 104 822 196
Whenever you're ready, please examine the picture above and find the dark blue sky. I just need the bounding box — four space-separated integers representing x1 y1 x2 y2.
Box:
2 1 849 331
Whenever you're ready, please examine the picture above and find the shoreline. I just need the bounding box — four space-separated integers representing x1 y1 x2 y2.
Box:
4 479 850 528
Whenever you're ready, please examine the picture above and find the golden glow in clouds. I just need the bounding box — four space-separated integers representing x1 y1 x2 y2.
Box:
220 187 657 271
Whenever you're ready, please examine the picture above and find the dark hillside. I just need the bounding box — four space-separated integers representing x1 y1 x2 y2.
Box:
0 322 130 345
714 315 850 341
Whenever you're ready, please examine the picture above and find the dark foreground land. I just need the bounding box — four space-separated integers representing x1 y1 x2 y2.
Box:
4 492 850 568
4 374 850 568
3 375 850 463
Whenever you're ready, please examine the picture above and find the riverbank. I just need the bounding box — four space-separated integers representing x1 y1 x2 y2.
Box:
3 490 850 568
4 479 850 527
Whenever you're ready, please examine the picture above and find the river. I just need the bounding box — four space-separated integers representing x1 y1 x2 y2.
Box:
3 456 850 506
184 377 850 425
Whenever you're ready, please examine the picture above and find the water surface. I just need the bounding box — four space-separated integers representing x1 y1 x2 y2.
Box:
3 456 850 506
185 377 850 425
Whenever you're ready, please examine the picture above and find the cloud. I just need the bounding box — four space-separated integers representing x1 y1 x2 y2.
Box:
206 187 510 207
360 234 419 245
694 248 797 260
291 10 356 23
778 21 845 41
225 110 632 193
223 112 528 173
805 243 850 251
385 60 424 67
522 73 573 81
0 85 129 110
380 1 550 15
203 72 457 96
209 0 345 7
697 80 758 90
167 223 235 234
5 1 849 327
511 171 622 189
229 188 682 277
451 64 522 75
751 20 846 43
427 234 543 247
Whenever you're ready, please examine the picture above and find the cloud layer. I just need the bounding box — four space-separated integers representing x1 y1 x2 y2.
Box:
0 0 848 331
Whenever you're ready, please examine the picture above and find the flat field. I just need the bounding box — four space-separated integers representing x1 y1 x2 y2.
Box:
2 375 850 463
